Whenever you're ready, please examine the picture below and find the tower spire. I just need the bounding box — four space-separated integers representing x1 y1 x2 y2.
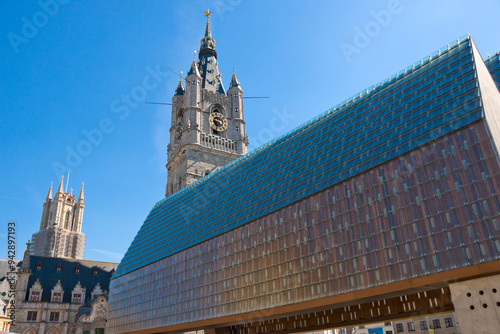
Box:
229 67 241 89
203 9 213 37
56 175 64 194
188 58 201 77
199 10 216 59
46 182 53 201
78 182 84 203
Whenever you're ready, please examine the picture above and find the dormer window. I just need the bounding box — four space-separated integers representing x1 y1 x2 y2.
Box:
51 280 64 303
91 282 104 299
36 262 41 270
56 264 61 272
71 281 85 304
73 293 82 303
75 265 80 274
52 292 62 302
29 278 43 301
30 291 40 301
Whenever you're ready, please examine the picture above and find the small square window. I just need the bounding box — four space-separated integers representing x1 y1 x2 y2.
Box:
27 311 37 321
420 321 428 330
52 292 62 302
396 323 403 333
445 317 453 327
433 319 441 329
49 312 59 322
73 293 82 303
30 291 40 301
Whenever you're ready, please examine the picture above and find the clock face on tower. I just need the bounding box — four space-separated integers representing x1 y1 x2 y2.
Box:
209 112 228 132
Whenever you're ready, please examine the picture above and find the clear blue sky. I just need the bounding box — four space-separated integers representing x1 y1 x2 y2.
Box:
1 0 500 262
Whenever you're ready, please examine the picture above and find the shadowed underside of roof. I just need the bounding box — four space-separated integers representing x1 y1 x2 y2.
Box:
114 35 490 278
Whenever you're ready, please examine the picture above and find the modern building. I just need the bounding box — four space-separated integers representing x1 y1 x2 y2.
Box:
13 242 117 334
30 177 85 259
165 10 247 197
108 28 500 334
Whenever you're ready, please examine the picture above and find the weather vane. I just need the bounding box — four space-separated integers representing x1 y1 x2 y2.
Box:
204 9 213 20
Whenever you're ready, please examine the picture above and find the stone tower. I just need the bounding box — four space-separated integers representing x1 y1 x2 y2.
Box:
30 176 86 259
165 11 248 197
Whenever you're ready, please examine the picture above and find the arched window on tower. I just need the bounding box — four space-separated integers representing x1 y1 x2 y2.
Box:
64 211 71 230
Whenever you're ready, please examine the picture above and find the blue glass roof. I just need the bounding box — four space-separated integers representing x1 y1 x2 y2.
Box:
114 35 486 278
485 51 500 90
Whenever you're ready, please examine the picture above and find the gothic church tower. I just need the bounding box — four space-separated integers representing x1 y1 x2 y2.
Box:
30 176 86 259
166 11 248 196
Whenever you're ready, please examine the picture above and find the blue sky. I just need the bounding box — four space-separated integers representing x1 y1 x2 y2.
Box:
1 0 500 262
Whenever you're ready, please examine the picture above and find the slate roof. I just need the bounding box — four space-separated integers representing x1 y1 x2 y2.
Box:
114 35 495 278
20 256 117 304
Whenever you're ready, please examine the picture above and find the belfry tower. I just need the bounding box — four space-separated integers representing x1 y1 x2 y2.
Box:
30 176 86 259
165 11 248 197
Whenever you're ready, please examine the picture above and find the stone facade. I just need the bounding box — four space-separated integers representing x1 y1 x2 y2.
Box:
12 243 117 334
165 14 247 197
31 177 85 259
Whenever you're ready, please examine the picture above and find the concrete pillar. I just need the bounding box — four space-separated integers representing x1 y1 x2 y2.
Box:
449 273 500 333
